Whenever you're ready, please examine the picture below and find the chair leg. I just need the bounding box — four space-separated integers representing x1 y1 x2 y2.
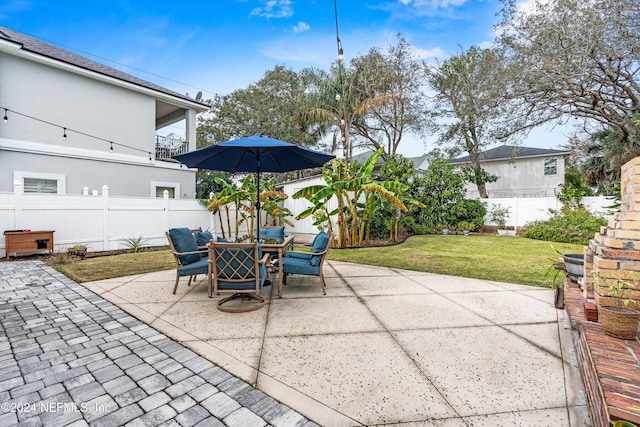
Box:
172 275 180 295
188 276 194 286
283 272 287 286
319 271 326 295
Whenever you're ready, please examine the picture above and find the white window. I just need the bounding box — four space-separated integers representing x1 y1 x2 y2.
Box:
544 157 558 176
24 178 58 193
155 186 175 198
151 181 180 199
14 172 66 194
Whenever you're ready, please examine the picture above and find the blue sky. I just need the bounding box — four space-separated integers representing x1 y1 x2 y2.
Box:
1 0 567 155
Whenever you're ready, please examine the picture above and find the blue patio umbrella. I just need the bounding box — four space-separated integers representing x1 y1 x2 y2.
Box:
174 134 335 240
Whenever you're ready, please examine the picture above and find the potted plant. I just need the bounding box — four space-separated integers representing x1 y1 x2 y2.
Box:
594 271 640 340
67 244 88 259
456 221 475 236
489 204 516 236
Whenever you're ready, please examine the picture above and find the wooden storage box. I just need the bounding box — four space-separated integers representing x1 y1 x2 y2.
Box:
4 230 55 260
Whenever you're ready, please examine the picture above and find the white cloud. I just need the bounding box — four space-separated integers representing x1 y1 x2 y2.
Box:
293 21 310 33
250 0 293 18
402 0 468 8
410 46 445 60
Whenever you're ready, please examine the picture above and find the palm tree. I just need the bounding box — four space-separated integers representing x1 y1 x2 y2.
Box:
299 65 391 164
581 128 640 196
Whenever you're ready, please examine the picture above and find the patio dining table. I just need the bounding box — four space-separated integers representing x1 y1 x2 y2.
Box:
259 234 294 298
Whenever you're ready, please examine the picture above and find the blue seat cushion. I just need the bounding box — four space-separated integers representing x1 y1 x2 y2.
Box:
310 231 329 266
177 257 209 277
217 262 267 290
259 226 284 239
284 251 312 260
281 256 321 276
169 228 201 265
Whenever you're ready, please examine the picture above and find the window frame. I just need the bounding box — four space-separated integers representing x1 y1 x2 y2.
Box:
544 157 558 176
14 171 66 194
151 181 180 199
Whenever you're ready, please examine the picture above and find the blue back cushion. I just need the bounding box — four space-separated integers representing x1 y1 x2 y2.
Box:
194 231 213 247
169 228 201 265
194 231 213 258
259 226 285 239
310 231 329 266
217 236 233 243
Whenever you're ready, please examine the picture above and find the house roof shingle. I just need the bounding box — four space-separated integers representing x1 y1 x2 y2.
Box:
450 144 570 164
0 25 208 108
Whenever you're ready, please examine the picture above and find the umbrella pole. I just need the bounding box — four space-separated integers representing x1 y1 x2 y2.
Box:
256 153 260 241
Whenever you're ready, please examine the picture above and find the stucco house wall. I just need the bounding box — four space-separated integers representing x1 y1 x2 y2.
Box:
0 25 208 198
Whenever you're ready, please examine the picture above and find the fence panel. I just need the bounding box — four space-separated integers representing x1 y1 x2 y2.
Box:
1 186 216 257
1 183 616 258
483 196 614 227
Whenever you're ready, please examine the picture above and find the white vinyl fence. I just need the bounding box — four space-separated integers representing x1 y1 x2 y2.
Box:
1 183 219 258
482 195 615 229
1 179 616 258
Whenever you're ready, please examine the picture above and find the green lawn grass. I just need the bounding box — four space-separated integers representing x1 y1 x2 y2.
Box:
327 234 584 287
48 235 584 287
50 250 175 283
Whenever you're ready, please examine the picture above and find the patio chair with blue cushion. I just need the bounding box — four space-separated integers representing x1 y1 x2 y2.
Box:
166 227 212 294
208 241 270 312
275 230 332 295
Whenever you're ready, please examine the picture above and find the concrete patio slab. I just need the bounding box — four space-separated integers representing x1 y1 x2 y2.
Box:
452 290 559 324
266 297 384 336
342 274 434 296
260 332 459 425
64 259 590 426
396 326 567 417
363 293 493 329
281 275 355 298
409 273 511 293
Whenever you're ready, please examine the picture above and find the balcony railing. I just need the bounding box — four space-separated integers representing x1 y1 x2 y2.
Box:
155 134 189 161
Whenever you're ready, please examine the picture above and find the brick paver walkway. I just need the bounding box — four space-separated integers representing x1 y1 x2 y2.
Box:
0 261 316 427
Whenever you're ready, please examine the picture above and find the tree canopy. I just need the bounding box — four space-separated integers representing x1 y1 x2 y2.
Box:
196 65 320 149
497 0 640 156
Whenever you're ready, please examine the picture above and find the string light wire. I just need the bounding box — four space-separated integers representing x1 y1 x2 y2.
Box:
1 106 160 156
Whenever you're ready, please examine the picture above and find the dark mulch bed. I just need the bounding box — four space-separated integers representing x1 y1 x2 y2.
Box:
1 246 169 263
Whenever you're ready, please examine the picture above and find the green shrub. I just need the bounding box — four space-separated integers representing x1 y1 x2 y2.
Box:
458 199 487 231
400 216 433 235
524 207 607 245
125 235 149 253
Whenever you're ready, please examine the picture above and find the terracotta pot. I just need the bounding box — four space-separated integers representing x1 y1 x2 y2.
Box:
599 305 640 339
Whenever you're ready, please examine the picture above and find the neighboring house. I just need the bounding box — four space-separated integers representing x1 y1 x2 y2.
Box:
345 145 570 198
450 145 570 198
0 26 209 198
350 150 429 176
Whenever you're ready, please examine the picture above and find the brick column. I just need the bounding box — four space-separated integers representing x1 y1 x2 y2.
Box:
590 157 640 310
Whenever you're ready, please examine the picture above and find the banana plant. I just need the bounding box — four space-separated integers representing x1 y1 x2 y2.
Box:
293 148 409 248
207 177 238 238
260 177 295 227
